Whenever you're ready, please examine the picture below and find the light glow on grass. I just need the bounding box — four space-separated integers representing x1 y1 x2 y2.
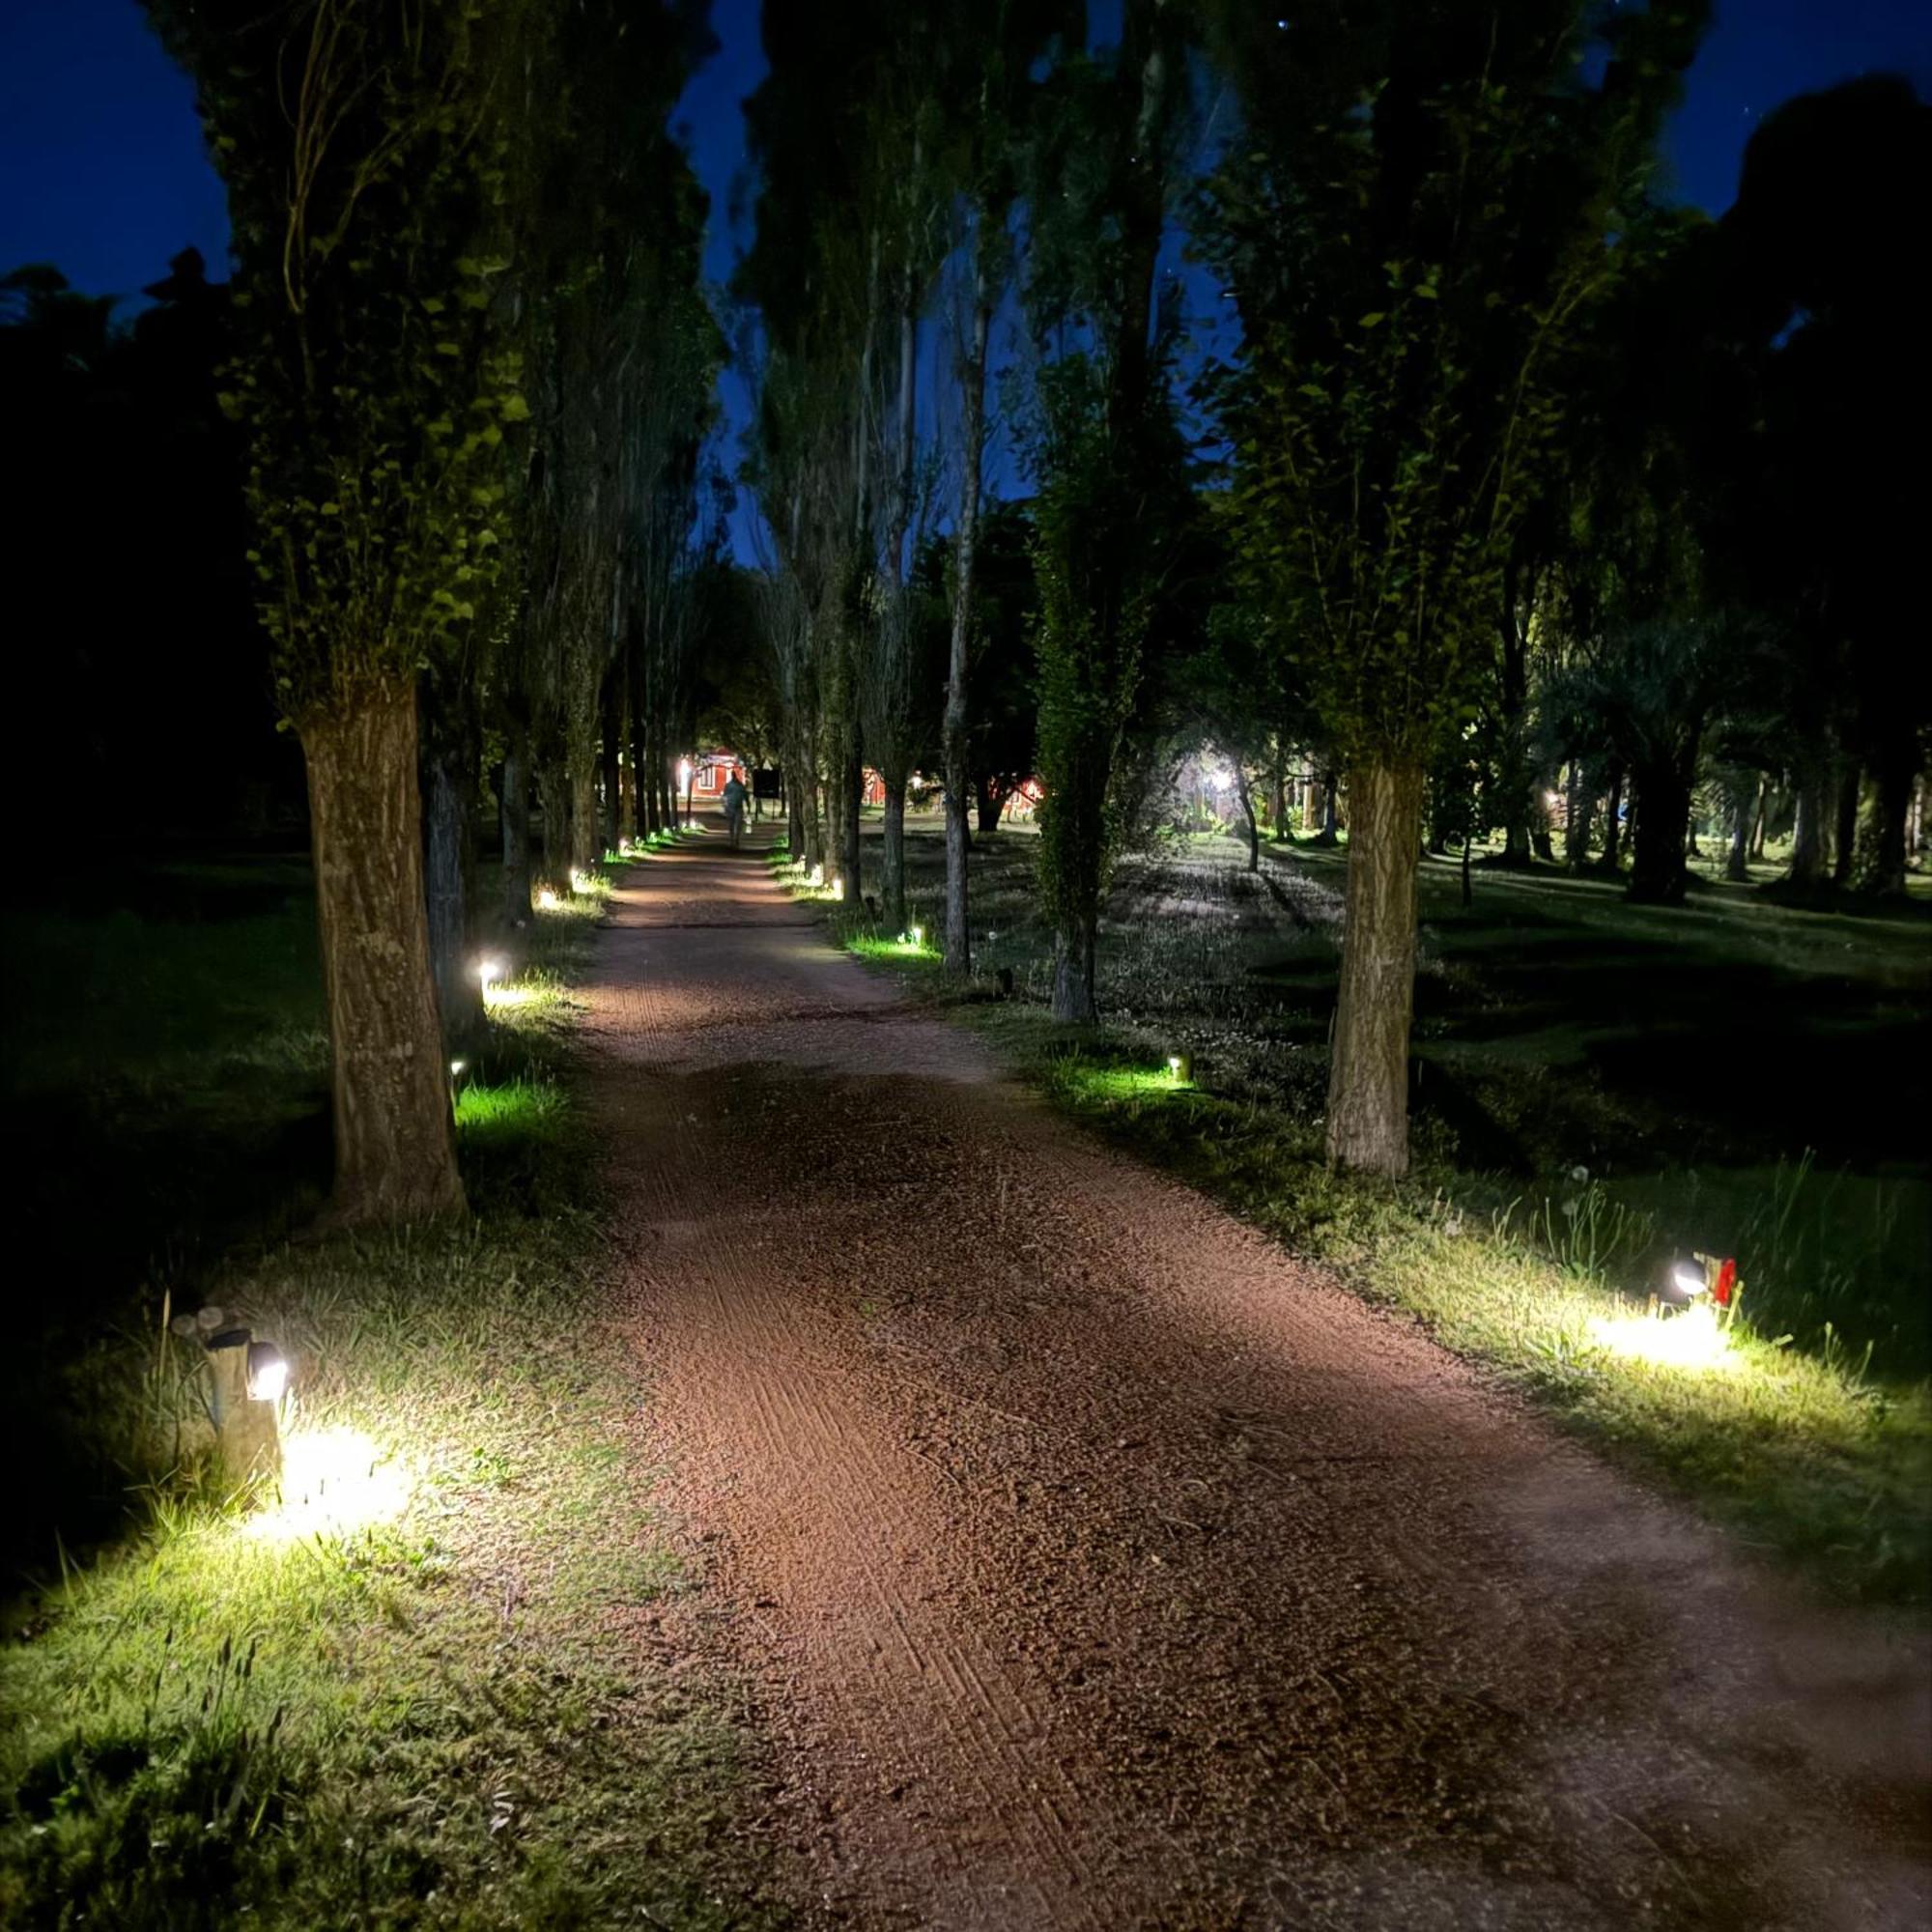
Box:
483 981 538 1011
1589 1302 1741 1375
244 1424 412 1544
536 887 560 911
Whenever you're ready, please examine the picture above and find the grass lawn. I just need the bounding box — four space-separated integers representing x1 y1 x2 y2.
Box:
2 849 781 1929
781 815 1932 1608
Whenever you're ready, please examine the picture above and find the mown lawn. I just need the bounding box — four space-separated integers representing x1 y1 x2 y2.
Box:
2 849 782 1929
783 815 1932 1607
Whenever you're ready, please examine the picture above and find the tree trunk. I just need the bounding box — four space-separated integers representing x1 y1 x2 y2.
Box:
841 725 863 899
1788 773 1830 887
537 765 568 884
600 668 622 858
1270 756 1288 841
882 780 907 934
301 679 464 1225
1050 912 1098 1025
1725 777 1753 883
1832 758 1861 889
1601 765 1625 870
943 272 991 976
1861 730 1916 896
422 739 480 1050
571 762 598 875
1319 774 1340 844
1564 762 1593 869
1326 760 1425 1179
1627 758 1693 904
1236 765 1260 871
976 777 1005 836
500 718 532 925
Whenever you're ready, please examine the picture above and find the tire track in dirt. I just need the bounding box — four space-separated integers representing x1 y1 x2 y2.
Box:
588 826 1931 1930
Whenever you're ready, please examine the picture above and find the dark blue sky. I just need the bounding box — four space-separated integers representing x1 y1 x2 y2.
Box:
9 0 1929 306
4 0 1927 556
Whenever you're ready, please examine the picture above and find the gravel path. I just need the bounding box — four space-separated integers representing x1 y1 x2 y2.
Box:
586 825 1930 1930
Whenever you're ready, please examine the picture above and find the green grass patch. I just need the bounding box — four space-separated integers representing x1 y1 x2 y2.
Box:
2 857 783 1929
1023 1032 1931 1606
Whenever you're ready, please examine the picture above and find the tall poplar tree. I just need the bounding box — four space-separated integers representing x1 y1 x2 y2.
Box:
147 0 548 1223
1204 0 1705 1176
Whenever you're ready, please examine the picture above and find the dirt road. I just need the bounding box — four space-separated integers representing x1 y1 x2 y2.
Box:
584 827 1929 1930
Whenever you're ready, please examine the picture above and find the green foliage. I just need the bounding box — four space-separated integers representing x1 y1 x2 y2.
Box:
144 0 545 722
1202 0 1710 769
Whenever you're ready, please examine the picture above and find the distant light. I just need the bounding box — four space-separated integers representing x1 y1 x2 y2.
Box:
245 1340 290 1405
833 878 845 900
1669 1262 1709 1299
678 759 693 789
537 887 559 911
909 923 924 947
1168 1051 1193 1084
449 1059 466 1077
476 956 504 992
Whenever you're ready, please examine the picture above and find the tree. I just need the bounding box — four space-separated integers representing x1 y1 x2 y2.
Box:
1203 0 1705 1176
1022 0 1191 1023
1720 77 1932 896
146 0 551 1223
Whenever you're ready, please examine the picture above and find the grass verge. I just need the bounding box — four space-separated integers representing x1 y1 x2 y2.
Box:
774 839 1932 1611
2 852 781 1930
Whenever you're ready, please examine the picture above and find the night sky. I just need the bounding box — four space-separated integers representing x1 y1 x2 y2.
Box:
4 0 1927 553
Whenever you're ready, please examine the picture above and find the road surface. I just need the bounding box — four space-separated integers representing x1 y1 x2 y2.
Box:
582 824 1929 1930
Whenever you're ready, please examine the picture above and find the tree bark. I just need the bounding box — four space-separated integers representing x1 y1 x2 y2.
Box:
1564 761 1593 869
882 780 908 935
1600 764 1625 871
976 777 1006 836
1861 730 1916 896
1832 758 1861 889
1725 777 1753 883
1627 758 1693 904
571 762 598 874
600 667 622 858
943 273 991 976
537 764 568 884
841 724 863 899
501 718 532 923
1788 773 1830 887
1326 760 1424 1179
422 737 480 1049
1050 912 1098 1025
301 679 464 1225
1236 765 1260 871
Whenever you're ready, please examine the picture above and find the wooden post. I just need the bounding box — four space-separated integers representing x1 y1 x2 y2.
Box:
206 1328 282 1487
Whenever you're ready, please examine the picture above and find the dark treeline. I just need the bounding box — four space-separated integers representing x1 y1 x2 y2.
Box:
16 0 1923 1221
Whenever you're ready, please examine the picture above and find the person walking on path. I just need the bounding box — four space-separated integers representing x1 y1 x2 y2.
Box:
722 768 749 849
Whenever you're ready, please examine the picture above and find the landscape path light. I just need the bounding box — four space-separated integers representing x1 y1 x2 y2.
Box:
1169 1052 1194 1085
477 956 505 1000
537 886 559 911
196 1316 286 1486
448 1058 467 1113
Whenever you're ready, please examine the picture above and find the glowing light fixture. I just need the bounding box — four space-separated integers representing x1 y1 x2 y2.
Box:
1669 1263 1709 1300
909 923 924 948
833 878 845 901
537 887 560 911
477 956 504 995
245 1341 290 1405
1168 1052 1193 1085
